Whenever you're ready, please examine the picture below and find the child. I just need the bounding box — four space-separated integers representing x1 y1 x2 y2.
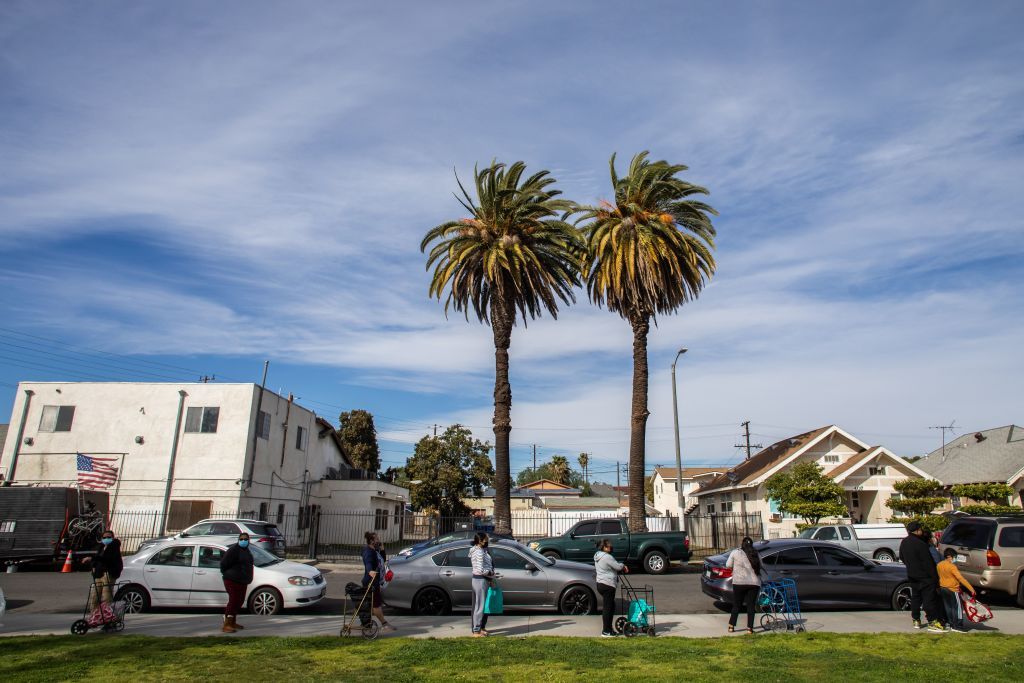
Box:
937 547 975 633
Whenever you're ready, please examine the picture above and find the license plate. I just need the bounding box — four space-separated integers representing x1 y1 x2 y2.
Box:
956 554 968 563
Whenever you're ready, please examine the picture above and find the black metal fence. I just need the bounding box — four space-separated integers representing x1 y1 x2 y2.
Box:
683 512 763 559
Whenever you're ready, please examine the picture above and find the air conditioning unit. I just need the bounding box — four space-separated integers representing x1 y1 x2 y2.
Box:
769 514 783 523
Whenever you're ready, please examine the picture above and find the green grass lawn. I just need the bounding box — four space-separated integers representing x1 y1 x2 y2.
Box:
0 633 1021 682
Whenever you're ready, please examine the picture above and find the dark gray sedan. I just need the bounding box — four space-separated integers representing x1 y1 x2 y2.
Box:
701 539 912 610
384 539 599 616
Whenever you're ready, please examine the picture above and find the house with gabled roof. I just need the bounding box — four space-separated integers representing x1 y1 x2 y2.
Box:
915 425 1024 508
651 466 725 518
688 425 931 538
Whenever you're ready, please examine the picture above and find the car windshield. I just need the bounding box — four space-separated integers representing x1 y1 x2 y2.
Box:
249 543 283 567
505 541 555 566
797 528 816 539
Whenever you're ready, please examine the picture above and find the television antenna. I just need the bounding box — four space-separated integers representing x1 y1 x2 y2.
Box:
930 421 957 460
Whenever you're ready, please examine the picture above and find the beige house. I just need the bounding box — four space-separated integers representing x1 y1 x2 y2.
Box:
915 425 1024 509
652 467 725 518
689 425 931 538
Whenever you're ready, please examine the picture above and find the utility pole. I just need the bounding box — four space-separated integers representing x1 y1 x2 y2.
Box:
616 460 621 491
533 444 537 473
930 421 957 460
734 421 762 460
670 348 687 517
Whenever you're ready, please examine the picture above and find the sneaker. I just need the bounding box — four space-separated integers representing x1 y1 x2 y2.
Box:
926 621 946 633
912 619 922 629
601 632 616 638
950 626 968 633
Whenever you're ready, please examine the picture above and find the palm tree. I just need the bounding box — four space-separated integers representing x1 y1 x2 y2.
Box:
577 452 589 488
575 152 717 532
549 455 571 485
421 161 582 535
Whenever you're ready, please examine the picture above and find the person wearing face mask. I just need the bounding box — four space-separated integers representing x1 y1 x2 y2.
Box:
219 532 254 633
469 532 494 637
86 530 123 610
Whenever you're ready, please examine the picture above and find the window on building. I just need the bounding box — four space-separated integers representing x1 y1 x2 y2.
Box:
374 508 389 530
705 502 715 514
184 406 220 433
39 405 75 432
256 411 271 440
850 491 860 508
742 493 750 502
167 500 212 531
276 504 285 524
720 494 733 513
888 493 907 518
868 466 886 477
824 455 840 464
258 502 269 520
295 425 307 450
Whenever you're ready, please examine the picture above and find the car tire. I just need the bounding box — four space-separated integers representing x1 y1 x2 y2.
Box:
248 587 282 615
115 585 150 614
1017 574 1024 609
891 582 913 611
412 586 452 616
559 585 595 616
874 549 897 563
643 550 668 575
542 551 561 561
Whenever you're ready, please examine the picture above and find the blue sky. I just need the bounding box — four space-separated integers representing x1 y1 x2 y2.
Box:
1 1 1022 482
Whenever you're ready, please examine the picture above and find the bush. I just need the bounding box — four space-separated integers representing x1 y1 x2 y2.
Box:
958 504 1022 516
888 514 950 531
951 483 1014 504
893 479 942 498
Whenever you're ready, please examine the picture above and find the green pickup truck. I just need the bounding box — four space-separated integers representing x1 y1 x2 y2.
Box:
526 518 690 574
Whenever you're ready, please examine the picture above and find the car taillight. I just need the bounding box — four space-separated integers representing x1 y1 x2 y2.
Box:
986 550 1001 567
684 537 690 550
710 566 733 579
256 537 273 544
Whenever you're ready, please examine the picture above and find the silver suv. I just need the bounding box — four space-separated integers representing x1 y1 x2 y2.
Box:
137 519 287 557
939 515 1024 608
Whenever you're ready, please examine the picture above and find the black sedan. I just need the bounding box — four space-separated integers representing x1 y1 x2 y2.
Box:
701 539 912 610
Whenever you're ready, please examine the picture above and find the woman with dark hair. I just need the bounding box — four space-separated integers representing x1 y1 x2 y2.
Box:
726 536 762 634
469 532 494 637
362 531 395 632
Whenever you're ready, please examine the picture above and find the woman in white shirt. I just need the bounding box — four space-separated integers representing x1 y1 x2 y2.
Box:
469 533 494 637
726 536 763 634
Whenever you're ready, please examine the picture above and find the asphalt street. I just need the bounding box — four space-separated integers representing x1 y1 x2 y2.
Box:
1 564 716 617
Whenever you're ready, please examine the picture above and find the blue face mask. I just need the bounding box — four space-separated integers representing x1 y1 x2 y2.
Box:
238 540 249 548
101 538 113 545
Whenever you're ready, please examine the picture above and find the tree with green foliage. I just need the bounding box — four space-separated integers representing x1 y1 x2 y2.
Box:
338 409 381 471
951 483 1018 516
886 478 949 531
549 455 571 485
764 462 847 525
577 452 590 489
421 161 582 535
575 152 717 531
405 425 494 516
517 459 587 490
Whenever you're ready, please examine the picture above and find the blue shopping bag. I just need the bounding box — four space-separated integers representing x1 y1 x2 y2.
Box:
484 583 504 615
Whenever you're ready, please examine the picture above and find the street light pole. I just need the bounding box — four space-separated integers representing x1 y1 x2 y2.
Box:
671 348 688 526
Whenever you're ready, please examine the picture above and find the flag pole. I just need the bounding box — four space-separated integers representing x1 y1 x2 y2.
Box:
108 452 126 527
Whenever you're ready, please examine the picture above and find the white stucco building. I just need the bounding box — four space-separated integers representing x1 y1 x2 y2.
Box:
651 467 725 518
0 382 407 539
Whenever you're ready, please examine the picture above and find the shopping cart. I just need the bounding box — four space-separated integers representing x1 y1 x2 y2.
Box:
340 581 380 640
70 580 128 635
757 578 804 633
613 574 656 637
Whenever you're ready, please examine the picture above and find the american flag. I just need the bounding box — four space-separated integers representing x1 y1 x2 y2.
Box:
76 453 120 490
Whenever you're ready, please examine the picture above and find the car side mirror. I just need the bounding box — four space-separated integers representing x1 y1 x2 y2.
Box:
179 532 188 538
524 563 537 572
569 533 576 539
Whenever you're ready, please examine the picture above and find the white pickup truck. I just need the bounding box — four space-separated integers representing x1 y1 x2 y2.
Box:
798 524 908 562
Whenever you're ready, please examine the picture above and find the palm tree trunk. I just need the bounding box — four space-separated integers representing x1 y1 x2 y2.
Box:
628 310 651 532
491 297 513 536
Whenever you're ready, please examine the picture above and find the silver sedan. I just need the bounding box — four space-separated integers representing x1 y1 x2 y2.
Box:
384 539 599 616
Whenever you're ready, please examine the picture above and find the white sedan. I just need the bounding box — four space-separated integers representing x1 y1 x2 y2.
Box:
116 539 325 615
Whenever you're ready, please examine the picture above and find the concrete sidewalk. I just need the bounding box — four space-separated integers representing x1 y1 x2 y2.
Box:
1 610 1019 638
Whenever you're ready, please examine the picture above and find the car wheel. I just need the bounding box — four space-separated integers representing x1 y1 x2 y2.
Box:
115 585 150 614
874 549 896 563
248 587 282 615
412 587 451 616
644 550 668 575
1017 574 1024 609
891 582 913 611
542 551 561 561
559 585 595 616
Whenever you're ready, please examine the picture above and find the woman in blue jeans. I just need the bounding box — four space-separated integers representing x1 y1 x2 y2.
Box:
469 532 493 637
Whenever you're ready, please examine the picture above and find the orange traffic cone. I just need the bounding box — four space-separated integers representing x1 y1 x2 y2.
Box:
61 550 74 573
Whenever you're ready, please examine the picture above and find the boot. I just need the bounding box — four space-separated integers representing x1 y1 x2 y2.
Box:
233 617 245 630
222 615 237 633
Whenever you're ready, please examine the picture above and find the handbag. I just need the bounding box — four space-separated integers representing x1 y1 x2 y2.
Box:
484 582 504 615
960 592 993 623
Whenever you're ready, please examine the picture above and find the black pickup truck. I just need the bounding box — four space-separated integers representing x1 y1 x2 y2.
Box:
526 517 690 574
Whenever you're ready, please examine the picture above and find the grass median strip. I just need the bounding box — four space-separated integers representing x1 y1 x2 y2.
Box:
0 633 1022 682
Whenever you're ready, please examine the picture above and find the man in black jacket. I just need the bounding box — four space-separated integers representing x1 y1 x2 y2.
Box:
219 532 254 633
899 521 945 632
86 530 123 610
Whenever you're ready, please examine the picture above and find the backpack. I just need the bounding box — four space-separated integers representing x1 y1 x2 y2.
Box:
960 592 993 623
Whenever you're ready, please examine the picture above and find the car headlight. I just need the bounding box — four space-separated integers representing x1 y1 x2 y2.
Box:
288 576 315 586
528 542 539 550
